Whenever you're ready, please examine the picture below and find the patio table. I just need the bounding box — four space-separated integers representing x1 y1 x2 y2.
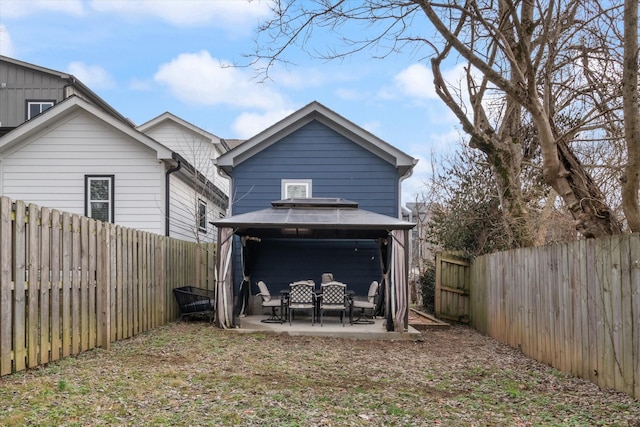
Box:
279 289 290 321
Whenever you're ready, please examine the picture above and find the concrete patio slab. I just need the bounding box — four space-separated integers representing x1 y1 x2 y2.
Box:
231 314 422 340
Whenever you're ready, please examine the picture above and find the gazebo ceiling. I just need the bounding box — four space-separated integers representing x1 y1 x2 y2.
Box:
212 198 415 239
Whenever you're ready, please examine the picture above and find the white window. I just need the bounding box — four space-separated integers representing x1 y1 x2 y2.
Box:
282 179 312 199
27 101 54 120
198 199 207 233
85 175 114 223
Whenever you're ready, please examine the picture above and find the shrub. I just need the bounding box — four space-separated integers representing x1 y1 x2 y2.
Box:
419 265 436 313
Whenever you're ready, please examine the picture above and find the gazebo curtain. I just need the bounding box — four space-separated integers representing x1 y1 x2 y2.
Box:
390 229 408 332
215 227 234 328
376 230 409 332
377 237 390 328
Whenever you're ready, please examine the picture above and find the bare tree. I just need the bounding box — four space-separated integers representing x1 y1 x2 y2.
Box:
253 0 636 238
158 130 228 243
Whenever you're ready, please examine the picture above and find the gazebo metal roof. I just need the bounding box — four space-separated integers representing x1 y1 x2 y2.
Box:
212 198 415 239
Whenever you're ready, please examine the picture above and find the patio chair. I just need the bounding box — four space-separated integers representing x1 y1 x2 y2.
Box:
352 281 379 324
321 272 334 284
319 281 348 326
288 280 316 325
257 281 284 323
173 286 216 322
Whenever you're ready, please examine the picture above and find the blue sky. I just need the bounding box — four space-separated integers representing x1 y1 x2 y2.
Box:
0 0 465 205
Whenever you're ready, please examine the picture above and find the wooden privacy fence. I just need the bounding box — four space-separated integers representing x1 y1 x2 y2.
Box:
470 234 640 399
0 197 216 376
435 252 471 323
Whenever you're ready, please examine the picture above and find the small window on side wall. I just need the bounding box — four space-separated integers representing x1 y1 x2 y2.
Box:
282 179 312 199
27 100 55 120
85 175 114 223
198 199 207 233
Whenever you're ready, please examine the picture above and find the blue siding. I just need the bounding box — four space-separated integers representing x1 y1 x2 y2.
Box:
232 120 398 216
229 119 400 306
248 239 381 296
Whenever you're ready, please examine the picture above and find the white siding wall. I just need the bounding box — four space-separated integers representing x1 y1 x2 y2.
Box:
169 174 223 243
143 122 230 196
0 110 167 234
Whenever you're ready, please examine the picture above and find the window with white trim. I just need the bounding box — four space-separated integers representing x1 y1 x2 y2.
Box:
27 100 55 120
198 199 207 233
85 175 114 223
282 179 312 199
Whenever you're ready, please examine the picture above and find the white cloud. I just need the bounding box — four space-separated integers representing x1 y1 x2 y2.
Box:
232 109 294 139
1 0 84 18
379 62 468 103
376 63 441 100
154 51 288 111
0 25 15 57
393 63 438 99
67 61 115 89
334 88 362 101
90 0 271 29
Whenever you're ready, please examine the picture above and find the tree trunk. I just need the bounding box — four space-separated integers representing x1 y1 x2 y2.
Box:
622 0 640 232
529 100 623 237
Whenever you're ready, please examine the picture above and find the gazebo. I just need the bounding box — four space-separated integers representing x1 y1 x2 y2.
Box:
212 198 415 332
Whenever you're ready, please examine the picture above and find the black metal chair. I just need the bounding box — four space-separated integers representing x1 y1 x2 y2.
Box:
172 286 215 322
318 281 348 326
288 281 316 325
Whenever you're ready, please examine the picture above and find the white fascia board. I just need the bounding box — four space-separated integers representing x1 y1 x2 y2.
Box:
215 101 417 175
0 96 174 160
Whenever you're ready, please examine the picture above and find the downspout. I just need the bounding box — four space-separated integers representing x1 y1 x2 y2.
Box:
165 153 182 236
397 159 418 218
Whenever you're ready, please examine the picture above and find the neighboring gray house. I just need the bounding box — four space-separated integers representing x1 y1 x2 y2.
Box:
0 54 131 133
0 55 228 241
213 101 417 331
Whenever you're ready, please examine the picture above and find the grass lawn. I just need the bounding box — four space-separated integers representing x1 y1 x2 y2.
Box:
0 322 638 426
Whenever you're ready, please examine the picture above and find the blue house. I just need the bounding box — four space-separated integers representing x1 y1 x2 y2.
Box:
213 101 417 331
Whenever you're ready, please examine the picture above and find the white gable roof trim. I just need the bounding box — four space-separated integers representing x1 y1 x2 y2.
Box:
138 112 218 141
215 101 418 177
137 112 226 156
0 96 174 160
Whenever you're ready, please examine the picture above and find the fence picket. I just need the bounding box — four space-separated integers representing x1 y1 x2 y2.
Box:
109 224 117 343
88 218 97 350
61 212 71 358
620 234 634 395
27 204 39 368
631 235 640 398
40 208 51 365
80 216 89 352
50 210 61 361
71 214 80 355
0 197 13 375
14 201 27 372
